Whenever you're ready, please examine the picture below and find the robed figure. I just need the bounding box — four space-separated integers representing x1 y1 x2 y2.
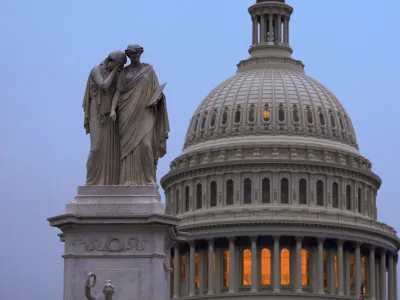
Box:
83 51 127 185
110 44 169 185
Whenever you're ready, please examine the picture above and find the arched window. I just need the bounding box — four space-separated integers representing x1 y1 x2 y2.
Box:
346 185 352 210
196 183 202 209
330 113 336 128
223 250 230 287
278 105 285 122
339 114 345 131
226 180 234 205
195 252 200 289
292 106 300 123
306 109 313 124
221 110 228 125
263 108 271 121
193 115 199 132
299 179 307 205
175 189 180 214
262 178 270 204
281 248 290 285
210 112 217 127
350 254 356 291
242 249 252 286
332 182 339 208
358 188 362 213
362 256 368 294
319 112 326 126
301 249 310 286
185 186 190 212
317 180 324 206
248 107 256 123
234 108 241 124
281 178 289 204
201 114 207 130
244 178 252 204
210 181 217 207
366 190 370 216
323 251 328 288
261 248 271 285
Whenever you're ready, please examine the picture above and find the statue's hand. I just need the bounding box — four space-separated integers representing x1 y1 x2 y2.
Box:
110 110 117 122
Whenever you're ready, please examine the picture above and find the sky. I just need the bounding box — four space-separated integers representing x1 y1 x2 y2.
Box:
1 0 399 299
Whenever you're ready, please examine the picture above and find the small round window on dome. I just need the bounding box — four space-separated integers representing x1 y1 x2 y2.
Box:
234 109 241 124
210 112 217 127
248 107 256 123
319 112 326 126
292 106 300 123
306 109 313 124
221 110 228 125
263 108 271 121
278 105 285 122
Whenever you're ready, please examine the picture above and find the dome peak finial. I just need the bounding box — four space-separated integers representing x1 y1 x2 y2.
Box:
257 0 285 3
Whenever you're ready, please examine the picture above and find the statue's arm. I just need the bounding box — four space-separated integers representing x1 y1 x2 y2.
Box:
92 66 120 91
85 283 96 300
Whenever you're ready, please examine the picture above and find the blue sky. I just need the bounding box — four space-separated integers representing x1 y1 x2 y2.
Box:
1 0 399 298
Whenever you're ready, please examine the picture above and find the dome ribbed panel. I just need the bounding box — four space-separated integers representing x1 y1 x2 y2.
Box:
183 69 358 150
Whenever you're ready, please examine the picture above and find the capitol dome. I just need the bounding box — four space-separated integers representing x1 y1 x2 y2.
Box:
162 1 399 300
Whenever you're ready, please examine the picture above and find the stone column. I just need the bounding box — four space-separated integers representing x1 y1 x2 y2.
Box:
228 237 235 293
345 251 351 296
355 243 361 296
380 250 386 300
173 245 180 299
337 240 344 296
207 239 214 295
369 246 376 300
273 236 280 292
277 15 282 43
295 236 303 293
376 259 380 300
215 248 222 293
268 13 274 43
317 238 325 294
251 236 258 292
189 242 196 297
388 252 394 300
260 14 266 43
199 250 205 295
394 256 398 300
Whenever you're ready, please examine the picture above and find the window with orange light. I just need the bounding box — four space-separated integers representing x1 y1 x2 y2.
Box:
261 248 271 285
242 249 252 286
362 256 367 294
223 250 230 287
195 253 200 289
281 248 290 285
180 256 186 280
301 249 309 286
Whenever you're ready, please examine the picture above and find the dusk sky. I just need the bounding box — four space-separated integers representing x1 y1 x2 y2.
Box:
1 0 399 299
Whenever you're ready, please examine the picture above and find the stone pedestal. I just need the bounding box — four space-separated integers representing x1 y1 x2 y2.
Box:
48 186 181 300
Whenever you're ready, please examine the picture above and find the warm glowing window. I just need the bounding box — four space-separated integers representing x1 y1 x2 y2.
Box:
281 178 289 204
346 185 352 211
185 186 189 212
299 179 307 205
332 182 339 208
262 178 270 204
263 108 271 121
261 248 271 285
281 248 290 285
244 178 252 204
180 256 186 280
323 251 328 288
358 188 362 213
242 249 252 286
362 256 368 294
196 184 202 209
210 181 217 207
301 249 309 286
223 250 230 287
248 107 256 123
226 180 234 205
334 253 338 289
350 254 356 291
317 180 324 206
195 253 200 289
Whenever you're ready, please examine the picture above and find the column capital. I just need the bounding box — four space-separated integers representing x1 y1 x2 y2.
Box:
369 245 376 252
207 238 215 245
227 236 236 243
354 241 361 249
188 240 195 247
317 237 325 244
387 251 394 258
273 235 280 242
337 239 345 246
295 236 303 243
250 236 258 243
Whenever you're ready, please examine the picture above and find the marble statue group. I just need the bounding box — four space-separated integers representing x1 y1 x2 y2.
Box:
82 44 169 186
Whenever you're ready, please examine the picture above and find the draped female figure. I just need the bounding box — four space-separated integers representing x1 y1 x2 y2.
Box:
83 51 127 185
110 44 169 186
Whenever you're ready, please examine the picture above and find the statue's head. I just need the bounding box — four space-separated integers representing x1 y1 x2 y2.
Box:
125 44 144 63
102 280 115 299
104 51 127 70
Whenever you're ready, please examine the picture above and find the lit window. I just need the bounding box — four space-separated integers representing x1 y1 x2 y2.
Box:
301 249 310 286
180 256 186 280
195 253 200 289
262 178 270 204
263 108 271 121
299 179 307 205
261 248 271 285
362 256 368 294
226 180 234 205
244 178 252 204
323 251 328 288
223 250 230 287
242 249 252 286
350 254 356 291
281 248 291 285
334 253 338 289
210 181 217 207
